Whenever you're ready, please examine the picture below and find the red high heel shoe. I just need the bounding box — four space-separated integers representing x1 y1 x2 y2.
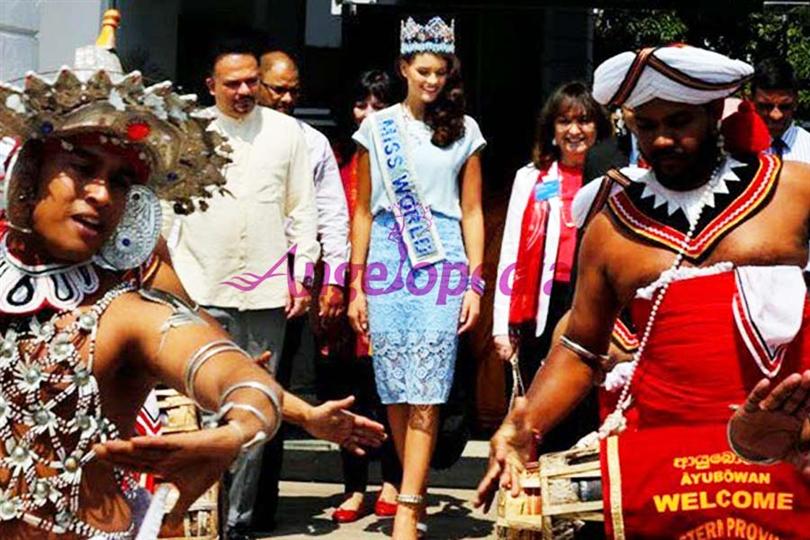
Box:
332 506 366 523
374 497 398 517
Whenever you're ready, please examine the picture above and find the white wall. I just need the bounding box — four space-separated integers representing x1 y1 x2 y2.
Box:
0 0 41 82
39 0 104 74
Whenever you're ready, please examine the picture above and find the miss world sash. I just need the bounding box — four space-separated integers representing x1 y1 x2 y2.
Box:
371 107 446 267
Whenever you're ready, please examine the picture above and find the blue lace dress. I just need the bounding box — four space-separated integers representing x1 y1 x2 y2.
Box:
354 105 486 404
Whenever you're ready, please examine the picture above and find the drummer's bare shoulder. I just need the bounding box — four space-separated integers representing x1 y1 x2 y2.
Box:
579 210 670 304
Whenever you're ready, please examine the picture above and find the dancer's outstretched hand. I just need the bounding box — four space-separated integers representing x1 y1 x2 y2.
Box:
93 426 242 527
475 397 537 512
728 370 810 471
302 396 386 456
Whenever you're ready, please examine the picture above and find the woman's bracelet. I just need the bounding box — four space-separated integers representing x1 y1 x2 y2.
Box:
466 274 486 296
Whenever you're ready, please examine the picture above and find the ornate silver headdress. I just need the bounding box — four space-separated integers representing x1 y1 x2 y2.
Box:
400 16 455 56
0 10 229 218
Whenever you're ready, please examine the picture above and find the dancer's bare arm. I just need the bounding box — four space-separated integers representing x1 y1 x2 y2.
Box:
94 294 283 524
476 213 621 509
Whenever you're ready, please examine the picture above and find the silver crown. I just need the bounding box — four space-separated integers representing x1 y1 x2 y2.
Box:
400 16 455 56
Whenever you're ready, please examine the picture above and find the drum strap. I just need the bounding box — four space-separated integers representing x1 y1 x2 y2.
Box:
508 352 526 411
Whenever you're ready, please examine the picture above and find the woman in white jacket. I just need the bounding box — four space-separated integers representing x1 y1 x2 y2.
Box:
492 81 609 449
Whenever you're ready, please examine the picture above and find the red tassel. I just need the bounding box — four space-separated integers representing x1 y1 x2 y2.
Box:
721 100 771 156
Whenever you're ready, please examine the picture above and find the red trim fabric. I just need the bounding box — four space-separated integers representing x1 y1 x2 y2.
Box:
509 171 550 326
608 155 780 262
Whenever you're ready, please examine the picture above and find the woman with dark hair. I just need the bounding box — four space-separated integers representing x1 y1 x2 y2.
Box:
348 16 486 539
339 70 395 217
493 82 610 449
329 69 403 525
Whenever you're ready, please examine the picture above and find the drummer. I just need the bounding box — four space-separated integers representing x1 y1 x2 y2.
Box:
477 44 810 538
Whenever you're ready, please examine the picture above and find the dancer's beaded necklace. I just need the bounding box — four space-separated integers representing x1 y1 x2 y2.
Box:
598 156 727 438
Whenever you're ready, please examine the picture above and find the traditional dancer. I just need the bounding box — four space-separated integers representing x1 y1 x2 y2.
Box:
477 44 810 539
348 16 485 539
0 12 383 539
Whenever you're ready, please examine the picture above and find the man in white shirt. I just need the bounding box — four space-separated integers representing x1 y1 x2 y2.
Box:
166 41 319 539
251 51 351 534
753 58 810 164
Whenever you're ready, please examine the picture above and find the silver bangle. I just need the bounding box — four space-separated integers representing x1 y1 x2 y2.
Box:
219 381 281 410
228 402 272 432
224 418 269 459
184 340 248 409
559 335 609 372
219 381 283 439
217 400 281 443
232 400 282 441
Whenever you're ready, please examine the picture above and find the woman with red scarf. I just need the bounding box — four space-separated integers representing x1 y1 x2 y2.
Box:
492 81 610 450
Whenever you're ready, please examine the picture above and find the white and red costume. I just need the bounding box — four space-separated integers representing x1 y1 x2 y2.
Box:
593 155 810 538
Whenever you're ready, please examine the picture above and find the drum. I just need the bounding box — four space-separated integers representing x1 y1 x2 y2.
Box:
495 444 603 540
154 387 220 540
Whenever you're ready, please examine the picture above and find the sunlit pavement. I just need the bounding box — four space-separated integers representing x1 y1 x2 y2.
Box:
264 481 495 539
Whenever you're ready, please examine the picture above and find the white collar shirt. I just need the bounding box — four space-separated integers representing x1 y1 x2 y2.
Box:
165 106 319 310
766 122 810 164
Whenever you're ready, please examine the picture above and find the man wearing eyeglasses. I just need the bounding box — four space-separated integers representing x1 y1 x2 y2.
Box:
252 49 350 534
258 50 349 325
163 39 319 540
752 57 810 163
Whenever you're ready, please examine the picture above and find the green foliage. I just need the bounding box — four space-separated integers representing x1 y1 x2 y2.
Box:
595 6 810 118
595 9 687 57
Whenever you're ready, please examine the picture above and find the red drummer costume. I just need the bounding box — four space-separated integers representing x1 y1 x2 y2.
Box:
480 44 810 540
589 46 810 539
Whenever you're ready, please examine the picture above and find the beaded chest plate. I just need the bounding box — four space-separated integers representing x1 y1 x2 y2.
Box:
0 282 136 538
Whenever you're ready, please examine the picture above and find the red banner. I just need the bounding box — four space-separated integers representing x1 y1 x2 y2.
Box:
601 425 810 539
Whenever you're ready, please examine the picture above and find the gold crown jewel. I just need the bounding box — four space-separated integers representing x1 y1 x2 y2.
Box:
400 16 455 56
0 67 230 215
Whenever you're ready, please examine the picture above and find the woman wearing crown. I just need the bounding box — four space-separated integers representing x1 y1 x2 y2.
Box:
0 12 385 540
347 15 486 539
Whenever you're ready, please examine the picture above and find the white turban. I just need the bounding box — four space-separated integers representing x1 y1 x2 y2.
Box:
592 45 753 109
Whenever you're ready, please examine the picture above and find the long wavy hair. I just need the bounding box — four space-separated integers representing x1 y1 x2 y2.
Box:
400 52 466 148
531 81 611 171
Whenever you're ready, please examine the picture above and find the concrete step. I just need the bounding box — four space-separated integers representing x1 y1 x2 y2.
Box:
281 439 490 489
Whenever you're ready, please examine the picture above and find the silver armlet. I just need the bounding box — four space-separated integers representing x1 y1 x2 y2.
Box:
219 381 283 441
559 335 610 373
204 399 281 457
184 339 249 410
